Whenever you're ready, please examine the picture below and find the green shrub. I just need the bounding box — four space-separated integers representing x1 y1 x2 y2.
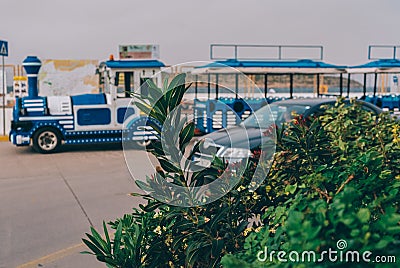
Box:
82 73 400 267
82 74 268 267
222 100 400 267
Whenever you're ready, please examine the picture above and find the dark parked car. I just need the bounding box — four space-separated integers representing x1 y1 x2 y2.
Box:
192 98 382 168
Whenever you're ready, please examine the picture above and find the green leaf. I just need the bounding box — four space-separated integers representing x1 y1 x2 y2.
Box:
211 239 224 266
87 228 108 254
146 79 163 101
159 158 181 173
209 207 229 231
82 238 104 256
142 200 163 212
179 122 195 151
375 236 394 249
167 74 188 111
103 222 111 249
133 101 152 116
113 222 122 255
162 77 169 93
186 240 211 267
357 208 371 223
136 180 154 192
285 183 297 194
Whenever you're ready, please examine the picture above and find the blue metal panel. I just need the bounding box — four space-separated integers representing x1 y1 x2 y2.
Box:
117 107 135 124
351 59 400 69
193 100 208 133
77 108 111 125
71 94 107 105
22 56 41 98
21 96 47 116
105 60 165 69
194 97 283 134
363 94 400 111
195 59 347 70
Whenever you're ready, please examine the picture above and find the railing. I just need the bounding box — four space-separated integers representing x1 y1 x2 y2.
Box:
368 45 400 60
210 44 324 61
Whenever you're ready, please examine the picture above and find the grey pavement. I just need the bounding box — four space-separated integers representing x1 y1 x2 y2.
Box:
0 142 155 268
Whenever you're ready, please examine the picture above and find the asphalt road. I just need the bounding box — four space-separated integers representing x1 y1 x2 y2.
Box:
0 142 156 268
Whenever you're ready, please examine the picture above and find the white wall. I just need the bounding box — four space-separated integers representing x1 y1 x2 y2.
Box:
0 107 12 136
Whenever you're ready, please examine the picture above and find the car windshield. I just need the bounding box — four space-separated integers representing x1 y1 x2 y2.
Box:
242 103 310 128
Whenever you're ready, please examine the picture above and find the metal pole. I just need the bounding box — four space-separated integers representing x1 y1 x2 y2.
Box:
234 45 238 60
373 73 378 97
278 46 282 60
235 73 238 99
320 46 324 60
215 74 219 100
347 73 351 98
290 73 294 99
2 55 5 136
195 75 198 99
363 73 367 98
207 73 210 99
264 73 268 99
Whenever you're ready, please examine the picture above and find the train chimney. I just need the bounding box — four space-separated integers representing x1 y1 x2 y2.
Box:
22 56 41 98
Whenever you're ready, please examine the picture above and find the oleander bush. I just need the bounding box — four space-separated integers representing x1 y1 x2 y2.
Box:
82 72 400 267
82 74 269 268
222 100 400 267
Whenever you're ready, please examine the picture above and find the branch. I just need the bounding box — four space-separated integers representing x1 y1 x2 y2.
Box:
335 174 355 195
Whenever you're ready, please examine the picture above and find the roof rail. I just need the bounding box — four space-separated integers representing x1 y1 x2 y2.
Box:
210 44 323 61
368 45 400 60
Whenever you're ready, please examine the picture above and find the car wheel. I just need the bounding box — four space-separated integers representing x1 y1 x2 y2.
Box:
32 127 61 153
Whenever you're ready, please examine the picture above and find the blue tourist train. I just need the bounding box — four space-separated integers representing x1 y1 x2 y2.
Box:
191 44 400 134
9 55 165 153
9 45 400 153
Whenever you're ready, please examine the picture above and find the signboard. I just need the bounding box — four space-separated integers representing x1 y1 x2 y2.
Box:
39 59 99 96
0 40 8 57
13 76 28 98
119 45 159 59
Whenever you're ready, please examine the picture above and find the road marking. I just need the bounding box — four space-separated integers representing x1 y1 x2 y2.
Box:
16 243 85 268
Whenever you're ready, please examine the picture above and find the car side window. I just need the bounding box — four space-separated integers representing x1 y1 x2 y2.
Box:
359 104 376 114
306 103 332 118
308 108 325 118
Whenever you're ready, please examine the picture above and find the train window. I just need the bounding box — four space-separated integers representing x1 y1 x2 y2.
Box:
116 72 134 98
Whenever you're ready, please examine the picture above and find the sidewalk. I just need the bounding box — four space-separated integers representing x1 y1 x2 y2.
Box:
0 135 8 142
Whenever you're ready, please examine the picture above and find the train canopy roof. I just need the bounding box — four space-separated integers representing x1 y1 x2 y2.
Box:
104 59 166 69
192 59 347 74
347 59 400 74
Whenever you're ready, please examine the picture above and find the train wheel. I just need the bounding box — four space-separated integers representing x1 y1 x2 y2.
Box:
32 127 61 153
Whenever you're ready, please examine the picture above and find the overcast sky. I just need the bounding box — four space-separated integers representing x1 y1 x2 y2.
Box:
1 0 399 66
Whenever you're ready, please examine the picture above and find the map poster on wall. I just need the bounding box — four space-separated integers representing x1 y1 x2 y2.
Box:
119 45 160 60
38 59 99 96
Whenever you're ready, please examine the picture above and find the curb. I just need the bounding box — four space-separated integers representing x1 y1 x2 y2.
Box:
0 135 8 142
